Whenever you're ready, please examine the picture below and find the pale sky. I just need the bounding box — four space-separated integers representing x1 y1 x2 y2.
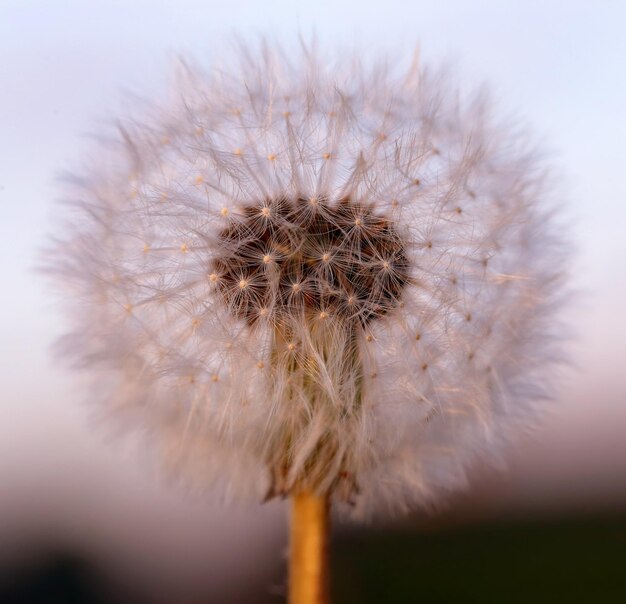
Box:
1 0 625 596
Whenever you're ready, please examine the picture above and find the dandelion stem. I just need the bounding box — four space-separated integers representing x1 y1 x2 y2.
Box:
289 491 330 604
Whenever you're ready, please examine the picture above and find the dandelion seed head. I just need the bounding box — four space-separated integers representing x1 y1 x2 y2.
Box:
46 41 568 518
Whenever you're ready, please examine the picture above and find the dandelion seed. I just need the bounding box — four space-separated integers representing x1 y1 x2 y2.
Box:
46 41 567 524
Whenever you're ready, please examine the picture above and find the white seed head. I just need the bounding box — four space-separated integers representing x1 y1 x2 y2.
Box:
46 41 568 518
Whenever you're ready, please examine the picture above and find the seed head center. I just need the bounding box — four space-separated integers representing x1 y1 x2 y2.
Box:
212 196 409 326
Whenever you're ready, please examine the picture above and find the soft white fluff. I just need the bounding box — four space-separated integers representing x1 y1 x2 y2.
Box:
48 41 567 518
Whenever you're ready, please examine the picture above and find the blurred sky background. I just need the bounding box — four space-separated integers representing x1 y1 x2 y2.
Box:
1 0 626 601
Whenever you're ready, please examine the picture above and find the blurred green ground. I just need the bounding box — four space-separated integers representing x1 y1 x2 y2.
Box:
332 513 626 603
2 512 625 602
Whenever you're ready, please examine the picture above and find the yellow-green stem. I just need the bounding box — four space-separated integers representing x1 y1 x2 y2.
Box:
289 491 330 604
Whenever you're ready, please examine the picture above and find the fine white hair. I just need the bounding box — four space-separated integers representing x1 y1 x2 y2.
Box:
47 40 568 518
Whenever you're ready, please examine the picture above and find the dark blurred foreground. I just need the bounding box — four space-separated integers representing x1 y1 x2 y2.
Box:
333 511 626 603
2 511 625 603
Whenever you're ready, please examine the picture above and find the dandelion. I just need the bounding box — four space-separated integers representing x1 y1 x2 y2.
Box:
47 41 567 603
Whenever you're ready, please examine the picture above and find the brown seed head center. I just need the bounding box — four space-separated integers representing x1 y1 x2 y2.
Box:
211 196 409 326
